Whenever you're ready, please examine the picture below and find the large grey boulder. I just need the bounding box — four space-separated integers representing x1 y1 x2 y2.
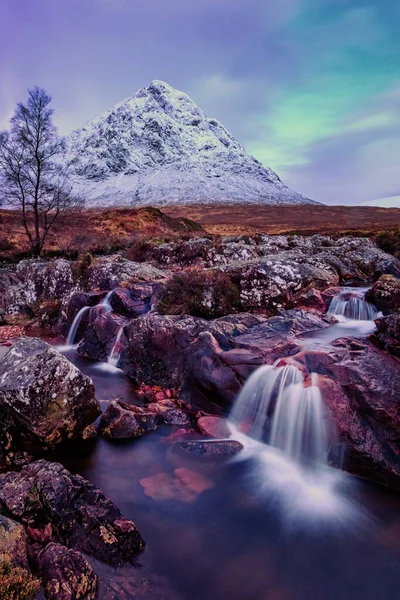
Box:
0 338 100 452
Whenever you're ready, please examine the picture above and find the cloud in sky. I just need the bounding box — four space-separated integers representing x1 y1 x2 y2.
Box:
1 0 399 204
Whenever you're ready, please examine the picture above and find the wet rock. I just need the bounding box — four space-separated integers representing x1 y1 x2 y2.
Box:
147 399 192 426
197 416 231 438
0 338 100 453
140 468 213 502
78 313 128 363
88 255 169 290
0 460 144 566
372 314 400 358
183 309 335 412
299 339 400 488
67 291 108 324
110 282 160 317
38 543 98 600
293 288 327 312
180 440 243 457
366 274 400 313
0 514 29 568
98 400 159 439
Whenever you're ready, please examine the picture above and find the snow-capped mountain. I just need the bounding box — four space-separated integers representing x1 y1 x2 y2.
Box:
66 80 318 207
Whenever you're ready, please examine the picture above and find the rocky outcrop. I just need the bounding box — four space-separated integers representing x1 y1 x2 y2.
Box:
109 283 160 317
372 314 400 357
87 255 169 291
0 339 100 460
282 339 400 488
366 274 400 313
98 397 191 439
0 460 144 566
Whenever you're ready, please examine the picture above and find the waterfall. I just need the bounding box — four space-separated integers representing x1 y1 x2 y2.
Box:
230 365 331 468
98 291 113 313
328 288 378 320
107 326 124 368
66 306 91 345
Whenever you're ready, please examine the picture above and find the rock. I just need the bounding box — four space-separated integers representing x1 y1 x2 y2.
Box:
366 274 400 313
67 291 108 324
0 460 144 566
372 314 400 357
38 543 98 600
77 313 128 363
197 416 231 438
98 400 159 439
293 288 327 312
140 468 213 502
180 440 243 456
17 259 77 305
88 255 169 291
147 399 192 426
0 515 28 568
220 258 337 313
297 339 400 488
109 282 159 317
0 339 100 453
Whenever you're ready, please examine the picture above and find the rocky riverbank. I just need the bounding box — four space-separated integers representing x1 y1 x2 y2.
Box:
0 231 399 598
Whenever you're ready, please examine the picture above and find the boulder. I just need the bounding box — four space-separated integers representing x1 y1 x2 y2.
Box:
88 255 169 290
372 314 400 357
109 282 159 317
366 274 400 313
98 400 160 439
0 338 100 454
197 416 231 438
37 543 98 600
77 313 128 363
0 460 144 566
16 259 77 305
289 339 400 488
293 288 327 312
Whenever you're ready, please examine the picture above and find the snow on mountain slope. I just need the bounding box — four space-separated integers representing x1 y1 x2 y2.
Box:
66 80 319 207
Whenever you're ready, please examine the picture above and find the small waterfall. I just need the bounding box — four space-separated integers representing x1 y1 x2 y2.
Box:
98 291 113 313
328 288 378 320
107 326 124 368
230 365 331 468
66 306 91 345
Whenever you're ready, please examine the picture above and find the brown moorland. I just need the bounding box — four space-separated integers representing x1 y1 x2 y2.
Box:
1 203 399 261
162 203 400 236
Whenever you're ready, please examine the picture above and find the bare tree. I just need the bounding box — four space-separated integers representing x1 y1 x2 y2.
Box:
0 87 82 256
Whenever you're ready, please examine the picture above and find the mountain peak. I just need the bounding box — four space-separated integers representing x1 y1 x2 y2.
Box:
66 81 318 207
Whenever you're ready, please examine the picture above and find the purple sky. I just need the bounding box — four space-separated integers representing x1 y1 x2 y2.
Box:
1 0 399 205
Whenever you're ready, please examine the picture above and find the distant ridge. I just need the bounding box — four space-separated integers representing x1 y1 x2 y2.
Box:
66 80 320 207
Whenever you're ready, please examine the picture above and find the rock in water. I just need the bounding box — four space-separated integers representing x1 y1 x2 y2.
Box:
0 460 144 565
65 80 317 207
0 338 101 450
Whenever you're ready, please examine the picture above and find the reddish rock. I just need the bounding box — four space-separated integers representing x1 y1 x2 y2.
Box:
197 416 231 439
366 274 400 313
140 468 213 502
98 400 159 439
299 339 400 488
293 288 327 312
147 399 192 426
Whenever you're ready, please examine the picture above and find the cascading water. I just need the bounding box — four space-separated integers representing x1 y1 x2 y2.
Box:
230 365 330 469
98 291 113 313
328 288 378 320
66 306 91 345
107 326 124 368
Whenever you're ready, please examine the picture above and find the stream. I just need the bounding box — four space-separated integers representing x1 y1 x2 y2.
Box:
51 287 400 600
